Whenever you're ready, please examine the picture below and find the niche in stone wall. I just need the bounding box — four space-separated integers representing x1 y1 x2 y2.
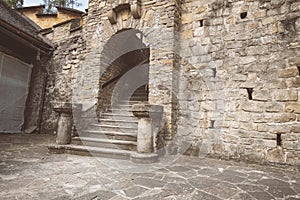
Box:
246 88 253 100
276 134 282 146
240 12 247 19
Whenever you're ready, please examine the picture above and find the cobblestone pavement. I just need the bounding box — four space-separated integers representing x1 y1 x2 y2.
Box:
0 134 299 200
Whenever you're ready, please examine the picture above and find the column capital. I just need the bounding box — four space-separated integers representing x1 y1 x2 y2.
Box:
132 102 163 119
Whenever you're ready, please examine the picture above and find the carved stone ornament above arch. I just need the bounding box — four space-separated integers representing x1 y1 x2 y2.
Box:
108 0 141 24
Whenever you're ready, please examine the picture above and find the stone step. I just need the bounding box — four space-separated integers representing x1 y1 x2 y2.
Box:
88 124 138 133
112 104 133 109
80 129 137 140
132 92 148 95
101 113 134 117
130 97 148 101
107 109 134 115
118 100 146 105
100 113 137 121
98 119 138 126
72 137 137 151
48 144 158 163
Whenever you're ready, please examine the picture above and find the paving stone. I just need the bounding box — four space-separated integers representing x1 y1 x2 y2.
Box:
74 190 117 200
258 179 298 198
188 177 221 190
203 182 239 199
247 191 275 200
124 186 148 198
162 175 187 184
163 182 194 196
167 165 192 172
0 134 300 199
233 193 256 200
191 190 222 200
212 170 247 183
133 177 166 189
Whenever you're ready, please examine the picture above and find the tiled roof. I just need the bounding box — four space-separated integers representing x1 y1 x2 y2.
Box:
56 6 84 14
0 1 53 51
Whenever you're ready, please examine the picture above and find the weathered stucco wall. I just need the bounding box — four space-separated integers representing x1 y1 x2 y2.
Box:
18 7 83 29
43 0 300 166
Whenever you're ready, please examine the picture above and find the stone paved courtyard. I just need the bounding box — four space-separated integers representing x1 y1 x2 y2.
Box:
0 134 299 200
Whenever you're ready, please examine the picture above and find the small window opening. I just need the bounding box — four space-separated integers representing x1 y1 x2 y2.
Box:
240 12 247 19
297 66 300 76
212 68 216 77
246 88 253 100
210 120 215 129
199 20 204 27
277 134 282 146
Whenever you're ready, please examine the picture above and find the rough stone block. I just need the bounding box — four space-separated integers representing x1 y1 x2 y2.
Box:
181 30 193 39
285 103 300 114
239 56 256 65
287 78 300 88
195 6 207 14
266 102 283 113
288 57 300 65
262 139 277 148
291 125 300 133
267 147 285 163
232 74 247 81
282 141 300 150
273 113 296 123
257 124 269 132
194 27 204 36
269 124 291 134
241 101 266 113
262 17 274 25
278 68 299 78
274 90 298 101
182 13 193 24
252 90 271 101
252 10 266 19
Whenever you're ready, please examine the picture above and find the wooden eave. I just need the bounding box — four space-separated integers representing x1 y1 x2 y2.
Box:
0 18 53 54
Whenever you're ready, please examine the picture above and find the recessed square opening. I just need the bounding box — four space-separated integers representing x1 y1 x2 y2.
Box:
240 12 247 19
212 68 216 77
210 120 215 129
277 134 282 146
199 20 204 27
246 88 253 100
297 66 300 76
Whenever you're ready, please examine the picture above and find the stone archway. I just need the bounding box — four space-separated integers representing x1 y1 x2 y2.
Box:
96 29 150 117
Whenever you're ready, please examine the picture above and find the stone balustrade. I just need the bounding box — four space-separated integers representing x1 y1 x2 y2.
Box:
132 102 163 154
53 102 73 145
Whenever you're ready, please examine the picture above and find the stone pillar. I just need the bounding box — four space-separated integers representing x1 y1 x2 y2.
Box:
132 103 163 153
53 102 73 145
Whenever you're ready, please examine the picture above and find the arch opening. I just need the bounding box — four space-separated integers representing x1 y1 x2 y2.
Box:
97 29 150 117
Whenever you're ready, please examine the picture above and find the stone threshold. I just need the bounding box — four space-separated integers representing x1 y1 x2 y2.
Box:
48 144 158 164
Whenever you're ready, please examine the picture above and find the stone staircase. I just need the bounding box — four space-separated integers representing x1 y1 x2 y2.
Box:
49 86 158 163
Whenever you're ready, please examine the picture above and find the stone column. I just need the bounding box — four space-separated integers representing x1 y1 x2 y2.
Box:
53 102 73 145
132 103 163 153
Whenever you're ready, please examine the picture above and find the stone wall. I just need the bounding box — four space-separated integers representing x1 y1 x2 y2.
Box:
179 0 300 165
79 0 182 138
42 19 86 134
43 0 300 166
